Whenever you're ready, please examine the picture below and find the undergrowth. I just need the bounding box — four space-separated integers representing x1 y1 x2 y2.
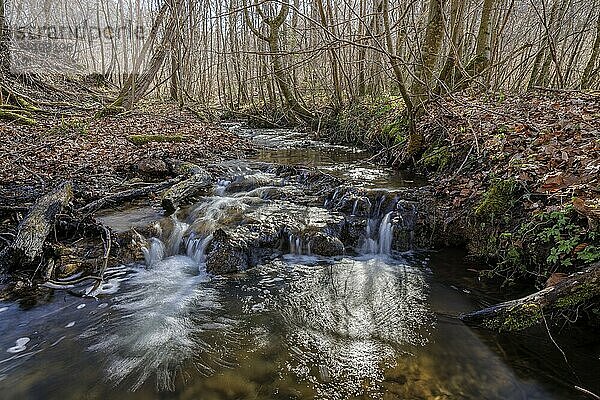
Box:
494 204 600 285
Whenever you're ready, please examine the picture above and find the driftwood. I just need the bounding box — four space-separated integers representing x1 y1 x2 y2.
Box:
0 182 73 272
161 170 213 215
460 265 600 331
78 178 181 215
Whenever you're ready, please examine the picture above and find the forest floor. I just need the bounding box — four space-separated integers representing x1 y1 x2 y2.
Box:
330 89 600 290
0 101 254 209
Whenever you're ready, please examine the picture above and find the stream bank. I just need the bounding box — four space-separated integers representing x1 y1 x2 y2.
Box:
0 124 598 399
316 91 600 325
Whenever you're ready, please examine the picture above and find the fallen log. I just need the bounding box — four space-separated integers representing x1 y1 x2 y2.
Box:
0 182 73 272
78 178 181 215
460 264 600 331
161 170 213 215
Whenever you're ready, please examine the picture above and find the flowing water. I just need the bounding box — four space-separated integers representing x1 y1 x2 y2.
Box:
0 126 598 399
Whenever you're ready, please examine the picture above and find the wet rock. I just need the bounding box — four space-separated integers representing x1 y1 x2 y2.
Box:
161 170 213 215
167 159 204 176
308 232 345 256
199 201 346 274
243 185 305 202
206 229 249 274
115 230 148 265
342 218 367 249
225 172 283 194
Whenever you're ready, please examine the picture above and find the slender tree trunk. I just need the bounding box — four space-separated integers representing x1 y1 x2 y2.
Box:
582 8 600 88
316 0 342 107
243 0 312 121
411 0 446 107
528 0 564 89
169 0 183 103
438 0 465 92
381 0 423 157
0 0 10 75
461 0 495 86
114 2 170 109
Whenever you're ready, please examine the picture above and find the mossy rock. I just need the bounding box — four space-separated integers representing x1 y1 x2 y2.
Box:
127 134 185 146
475 179 516 219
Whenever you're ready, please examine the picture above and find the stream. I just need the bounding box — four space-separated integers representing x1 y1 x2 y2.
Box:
0 125 598 399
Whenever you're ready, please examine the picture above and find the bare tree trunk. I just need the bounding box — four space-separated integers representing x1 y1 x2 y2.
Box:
438 0 465 92
170 0 183 103
582 7 600 88
316 0 342 107
528 0 565 89
457 0 496 88
0 0 10 75
411 0 446 107
381 0 423 157
114 1 176 109
243 0 313 121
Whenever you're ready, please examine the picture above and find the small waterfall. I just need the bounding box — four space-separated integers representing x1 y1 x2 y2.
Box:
142 238 165 267
166 218 189 256
324 189 339 208
186 234 213 265
362 218 379 254
378 212 394 255
214 179 231 196
351 199 359 216
141 218 190 268
360 209 395 256
289 234 305 255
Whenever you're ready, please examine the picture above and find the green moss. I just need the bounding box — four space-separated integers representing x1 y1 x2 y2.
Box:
382 118 409 145
127 134 185 146
485 303 543 332
95 105 126 118
475 179 516 219
555 283 599 309
0 109 37 125
49 118 89 136
502 303 543 331
172 161 203 176
329 95 407 147
421 145 450 171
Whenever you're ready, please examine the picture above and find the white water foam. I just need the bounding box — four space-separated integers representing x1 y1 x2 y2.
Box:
6 338 30 354
84 255 233 390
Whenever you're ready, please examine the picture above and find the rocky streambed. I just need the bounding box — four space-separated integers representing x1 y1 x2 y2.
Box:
0 125 597 399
